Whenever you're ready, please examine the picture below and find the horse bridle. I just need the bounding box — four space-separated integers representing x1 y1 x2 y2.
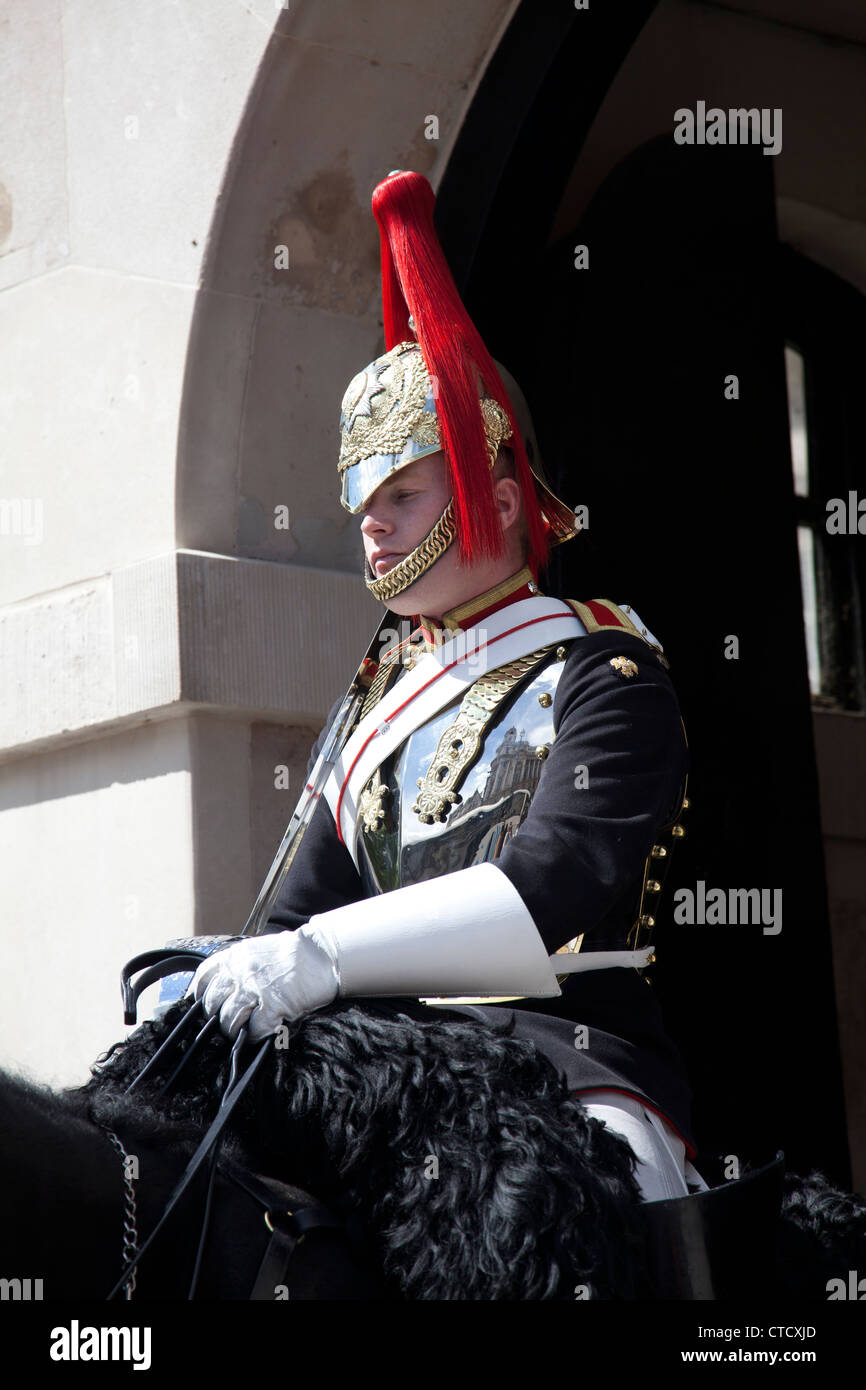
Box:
106 960 347 1301
222 1165 347 1301
100 1126 140 1299
103 1093 346 1301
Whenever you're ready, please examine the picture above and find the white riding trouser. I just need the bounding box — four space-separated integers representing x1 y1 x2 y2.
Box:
581 1090 709 1203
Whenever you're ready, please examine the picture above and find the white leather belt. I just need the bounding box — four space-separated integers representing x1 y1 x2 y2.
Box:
324 596 587 861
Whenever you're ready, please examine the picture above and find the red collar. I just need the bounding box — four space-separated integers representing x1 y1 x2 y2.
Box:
415 566 540 648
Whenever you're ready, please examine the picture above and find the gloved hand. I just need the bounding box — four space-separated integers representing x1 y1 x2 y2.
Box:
190 927 340 1041
191 864 563 1042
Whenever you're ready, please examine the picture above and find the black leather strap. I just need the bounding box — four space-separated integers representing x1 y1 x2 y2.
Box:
224 1165 348 1301
123 997 206 1094
121 949 209 1025
250 1226 297 1301
121 939 242 1025
289 1205 345 1236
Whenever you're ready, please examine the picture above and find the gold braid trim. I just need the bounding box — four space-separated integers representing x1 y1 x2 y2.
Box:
365 500 457 602
411 644 558 823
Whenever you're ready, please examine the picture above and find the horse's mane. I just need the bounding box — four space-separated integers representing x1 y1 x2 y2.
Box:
75 998 649 1300
68 1025 261 1169
0 1052 253 1180
3 1067 108 1144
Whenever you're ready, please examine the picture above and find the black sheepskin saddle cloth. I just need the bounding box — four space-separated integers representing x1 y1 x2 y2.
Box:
77 997 866 1301
78 997 650 1300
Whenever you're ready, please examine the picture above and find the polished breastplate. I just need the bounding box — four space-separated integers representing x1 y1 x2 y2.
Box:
355 644 567 895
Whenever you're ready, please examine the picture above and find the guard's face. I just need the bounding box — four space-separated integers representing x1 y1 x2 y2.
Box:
359 449 524 620
359 451 452 583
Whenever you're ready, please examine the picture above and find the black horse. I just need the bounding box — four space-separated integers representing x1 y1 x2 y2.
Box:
5 997 865 1299
0 1049 381 1300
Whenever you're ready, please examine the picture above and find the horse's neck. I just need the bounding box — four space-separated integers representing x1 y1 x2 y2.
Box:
0 1069 124 1294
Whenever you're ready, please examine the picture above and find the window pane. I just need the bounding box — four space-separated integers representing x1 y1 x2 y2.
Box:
785 346 809 498
797 524 822 695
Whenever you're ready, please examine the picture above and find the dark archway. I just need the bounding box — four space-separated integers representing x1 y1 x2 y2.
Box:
436 3 852 1184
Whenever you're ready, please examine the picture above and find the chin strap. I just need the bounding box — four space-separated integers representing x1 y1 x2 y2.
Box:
364 498 457 602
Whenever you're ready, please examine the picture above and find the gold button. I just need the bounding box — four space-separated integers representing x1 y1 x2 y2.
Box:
535 745 550 760
672 825 685 838
538 692 552 708
556 645 567 660
646 879 661 893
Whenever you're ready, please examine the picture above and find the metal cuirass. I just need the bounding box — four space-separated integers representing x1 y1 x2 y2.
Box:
354 643 568 895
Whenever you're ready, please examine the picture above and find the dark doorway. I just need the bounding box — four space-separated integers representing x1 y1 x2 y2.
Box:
438 11 851 1184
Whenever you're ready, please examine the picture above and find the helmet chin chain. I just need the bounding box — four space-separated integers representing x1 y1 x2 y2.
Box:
365 499 457 603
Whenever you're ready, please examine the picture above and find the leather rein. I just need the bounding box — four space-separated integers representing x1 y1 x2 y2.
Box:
104 976 344 1302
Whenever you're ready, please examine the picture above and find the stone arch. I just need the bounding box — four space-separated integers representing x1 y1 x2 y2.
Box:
175 0 525 574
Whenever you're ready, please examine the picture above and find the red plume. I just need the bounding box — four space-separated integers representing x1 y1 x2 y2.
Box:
371 171 550 576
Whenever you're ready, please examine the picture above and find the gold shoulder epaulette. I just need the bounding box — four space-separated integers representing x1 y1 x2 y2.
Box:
566 599 670 668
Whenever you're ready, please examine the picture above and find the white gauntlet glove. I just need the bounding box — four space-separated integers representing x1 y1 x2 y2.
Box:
191 927 340 1041
192 864 563 1042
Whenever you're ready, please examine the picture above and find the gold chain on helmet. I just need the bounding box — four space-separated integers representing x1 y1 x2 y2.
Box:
365 500 458 601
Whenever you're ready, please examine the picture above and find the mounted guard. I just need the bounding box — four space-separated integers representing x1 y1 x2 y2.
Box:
189 169 703 1208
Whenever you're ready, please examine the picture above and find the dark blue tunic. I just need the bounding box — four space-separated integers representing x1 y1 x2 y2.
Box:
264 623 697 1155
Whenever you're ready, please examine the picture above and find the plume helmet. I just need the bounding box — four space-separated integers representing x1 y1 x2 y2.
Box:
338 171 577 598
